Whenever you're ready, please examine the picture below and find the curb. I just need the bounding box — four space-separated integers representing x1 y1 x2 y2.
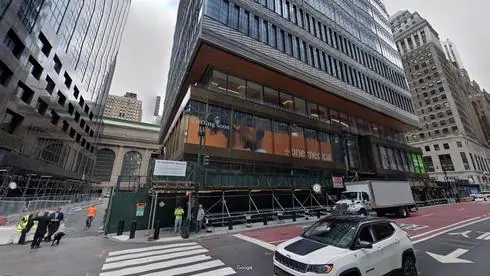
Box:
105 217 321 244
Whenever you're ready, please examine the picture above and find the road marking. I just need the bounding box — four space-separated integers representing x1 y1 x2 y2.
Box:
448 231 471 238
475 231 490 240
458 208 465 211
99 243 236 276
411 217 482 239
108 242 198 256
233 234 276 251
141 260 225 276
191 267 237 276
105 245 203 263
102 248 209 270
414 216 490 244
426 248 473 264
420 213 434 217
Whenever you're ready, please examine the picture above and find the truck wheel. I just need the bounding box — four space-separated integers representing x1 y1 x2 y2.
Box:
359 209 367 216
398 207 408 218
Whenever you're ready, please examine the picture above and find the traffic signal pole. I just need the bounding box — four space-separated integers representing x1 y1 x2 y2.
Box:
192 120 206 233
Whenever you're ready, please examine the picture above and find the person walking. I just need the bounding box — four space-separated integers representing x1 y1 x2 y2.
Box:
196 204 205 232
31 211 50 249
17 212 37 245
174 206 185 234
45 207 64 242
86 205 97 228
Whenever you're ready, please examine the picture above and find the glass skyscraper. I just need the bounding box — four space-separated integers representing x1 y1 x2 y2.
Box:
0 0 131 191
162 0 422 194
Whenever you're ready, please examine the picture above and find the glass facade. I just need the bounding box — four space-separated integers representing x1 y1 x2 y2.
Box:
0 0 131 180
201 0 413 113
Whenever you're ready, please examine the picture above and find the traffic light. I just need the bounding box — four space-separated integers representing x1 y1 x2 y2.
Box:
203 155 210 166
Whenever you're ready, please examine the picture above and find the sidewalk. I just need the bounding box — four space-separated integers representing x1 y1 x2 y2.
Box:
0 199 105 245
107 216 321 244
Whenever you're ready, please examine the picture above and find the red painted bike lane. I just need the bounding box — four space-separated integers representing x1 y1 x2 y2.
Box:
238 202 490 246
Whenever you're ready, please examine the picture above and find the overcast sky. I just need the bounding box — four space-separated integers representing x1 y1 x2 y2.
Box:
110 0 490 123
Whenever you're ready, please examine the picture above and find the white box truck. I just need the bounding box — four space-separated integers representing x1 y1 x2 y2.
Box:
333 180 417 218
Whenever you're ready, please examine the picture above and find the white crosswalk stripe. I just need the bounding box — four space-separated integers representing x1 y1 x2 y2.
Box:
99 242 237 276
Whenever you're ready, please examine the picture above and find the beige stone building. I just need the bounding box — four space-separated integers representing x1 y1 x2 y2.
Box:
93 117 160 191
103 92 143 121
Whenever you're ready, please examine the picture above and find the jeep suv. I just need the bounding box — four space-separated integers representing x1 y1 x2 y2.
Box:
273 215 417 276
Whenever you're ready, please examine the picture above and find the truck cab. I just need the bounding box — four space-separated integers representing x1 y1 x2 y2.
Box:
333 191 373 216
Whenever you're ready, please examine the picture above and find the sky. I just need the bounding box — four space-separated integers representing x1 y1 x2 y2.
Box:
110 0 490 123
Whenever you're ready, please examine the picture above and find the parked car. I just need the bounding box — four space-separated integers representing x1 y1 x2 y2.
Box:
273 215 417 276
475 191 490 201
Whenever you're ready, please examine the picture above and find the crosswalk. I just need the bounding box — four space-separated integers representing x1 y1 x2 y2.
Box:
99 242 237 276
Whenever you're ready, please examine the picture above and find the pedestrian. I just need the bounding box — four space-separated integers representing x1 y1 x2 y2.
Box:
86 205 97 228
45 207 64 242
196 204 205 232
31 211 51 249
174 206 185 234
17 211 37 245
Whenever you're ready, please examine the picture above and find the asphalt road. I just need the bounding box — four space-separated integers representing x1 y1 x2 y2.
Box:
2 201 490 276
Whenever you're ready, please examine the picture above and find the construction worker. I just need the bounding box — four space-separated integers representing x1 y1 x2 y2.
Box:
174 206 185 233
86 205 97 228
16 212 37 245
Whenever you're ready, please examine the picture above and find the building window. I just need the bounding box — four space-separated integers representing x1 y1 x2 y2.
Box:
460 152 470 170
93 149 116 181
456 141 462 148
443 143 449 150
439 154 454 171
120 151 142 176
246 81 262 103
434 144 440 151
424 146 430 152
423 156 434 172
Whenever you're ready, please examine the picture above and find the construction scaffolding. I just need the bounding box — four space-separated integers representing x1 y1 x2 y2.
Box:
0 167 101 216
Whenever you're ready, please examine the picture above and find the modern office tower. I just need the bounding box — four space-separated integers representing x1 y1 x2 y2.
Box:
0 0 131 195
390 10 490 191
161 0 424 208
442 39 465 70
154 96 161 116
104 92 143 121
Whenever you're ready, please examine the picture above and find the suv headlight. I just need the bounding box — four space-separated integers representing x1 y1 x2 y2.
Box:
308 264 334 273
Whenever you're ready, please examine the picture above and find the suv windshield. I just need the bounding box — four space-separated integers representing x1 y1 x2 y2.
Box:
341 192 358 200
302 219 358 248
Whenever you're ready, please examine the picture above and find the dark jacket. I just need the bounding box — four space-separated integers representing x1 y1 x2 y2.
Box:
49 212 64 224
33 214 51 233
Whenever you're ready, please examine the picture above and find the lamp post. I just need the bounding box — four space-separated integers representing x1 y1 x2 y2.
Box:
192 119 206 233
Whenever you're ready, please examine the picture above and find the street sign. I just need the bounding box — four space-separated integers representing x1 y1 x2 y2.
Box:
136 202 146 216
159 201 165 208
332 177 344 188
426 248 473 264
153 160 187 176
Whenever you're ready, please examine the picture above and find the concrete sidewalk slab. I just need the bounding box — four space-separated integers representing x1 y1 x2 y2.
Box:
107 216 321 244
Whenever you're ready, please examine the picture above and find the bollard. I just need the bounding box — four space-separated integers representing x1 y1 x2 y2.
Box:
317 209 320 218
292 211 296 222
263 215 268 225
129 220 137 239
181 219 190 239
245 214 251 225
153 220 160 240
117 219 124 236
228 218 233 230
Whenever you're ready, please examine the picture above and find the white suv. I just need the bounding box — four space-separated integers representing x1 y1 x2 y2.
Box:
273 215 417 276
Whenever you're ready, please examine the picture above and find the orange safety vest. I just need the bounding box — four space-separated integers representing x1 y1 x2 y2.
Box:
87 207 97 217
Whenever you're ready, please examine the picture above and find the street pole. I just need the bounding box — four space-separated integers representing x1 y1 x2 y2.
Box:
192 120 206 233
343 137 350 182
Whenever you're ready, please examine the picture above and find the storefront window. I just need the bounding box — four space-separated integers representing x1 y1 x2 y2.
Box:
280 92 294 111
373 145 382 169
339 112 349 129
185 100 207 144
318 106 330 123
254 116 273 154
330 109 340 126
231 111 253 151
347 136 361 169
357 118 370 135
247 81 263 103
290 126 306 158
273 121 290 156
394 149 403 171
305 129 320 160
205 105 231 148
294 97 307 115
227 75 246 98
264 87 280 108
386 147 397 170
379 145 390 170
318 132 333 162
209 70 227 93
371 123 379 137
307 102 318 119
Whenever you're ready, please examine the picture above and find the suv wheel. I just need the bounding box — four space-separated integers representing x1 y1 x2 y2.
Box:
402 254 417 276
359 209 367 216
